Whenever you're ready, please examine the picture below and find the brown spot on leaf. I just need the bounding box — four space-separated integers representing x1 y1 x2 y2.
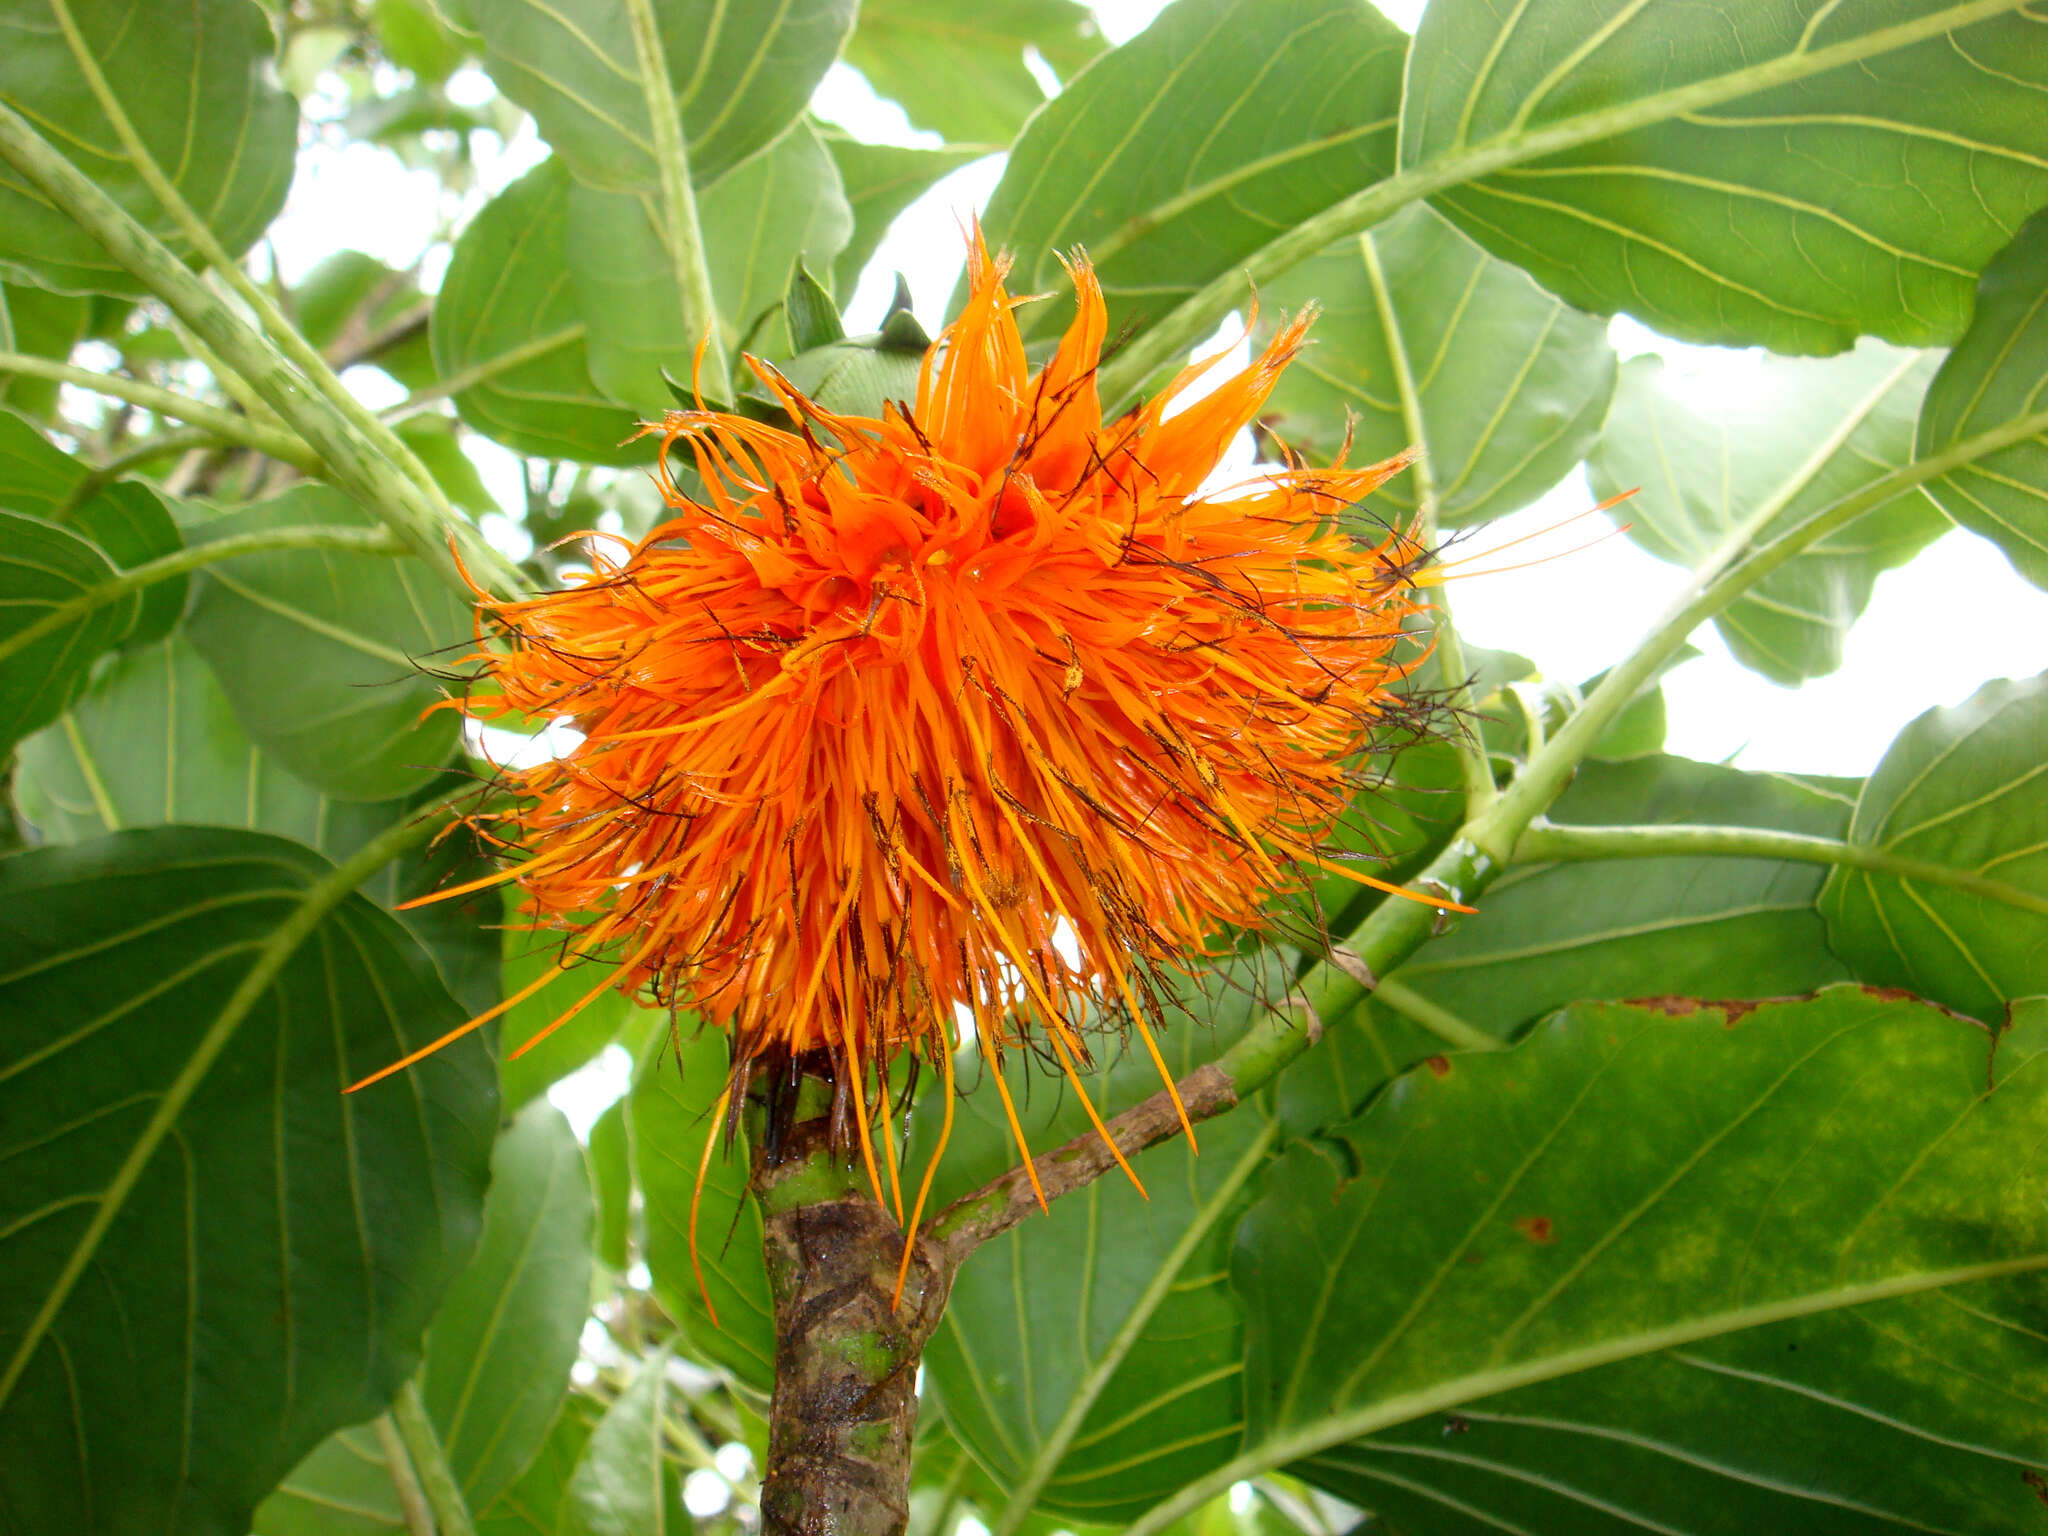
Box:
1441 1415 1471 1437
1628 994 1710 1016
1623 995 1769 1028
1514 1216 1555 1244
2022 1469 2048 1505
1425 1055 1451 1078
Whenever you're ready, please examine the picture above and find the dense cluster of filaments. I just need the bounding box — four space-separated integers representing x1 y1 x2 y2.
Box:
368 240 1429 1235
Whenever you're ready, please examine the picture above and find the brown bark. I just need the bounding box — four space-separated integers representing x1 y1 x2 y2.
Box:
753 1116 953 1536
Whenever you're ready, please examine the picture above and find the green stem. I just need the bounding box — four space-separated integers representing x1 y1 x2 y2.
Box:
42 0 469 542
48 427 224 522
1354 227 1495 813
0 352 319 470
0 101 523 598
622 0 732 404
373 1413 439 1536
1093 0 2027 411
1515 820 2048 917
0 523 405 670
391 1380 477 1536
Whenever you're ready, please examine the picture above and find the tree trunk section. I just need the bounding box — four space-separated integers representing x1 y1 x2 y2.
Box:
754 1118 951 1536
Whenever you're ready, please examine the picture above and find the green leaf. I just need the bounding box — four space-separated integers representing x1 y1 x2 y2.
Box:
0 826 497 1535
372 0 470 83
0 507 134 757
0 405 75 510
980 0 1408 346
0 409 186 643
1917 207 2048 590
631 1021 773 1391
560 1353 671 1536
424 1101 596 1514
843 0 1106 145
395 414 500 518
1258 203 1616 528
1391 756 1855 1043
184 484 468 801
567 121 852 411
432 160 647 465
70 483 184 647
589 1098 632 1271
1588 342 1946 684
1225 990 2048 1534
293 250 403 352
477 1398 601 1536
821 132 993 296
918 959 1284 1524
249 1422 408 1536
0 283 88 417
498 890 645 1113
1402 0 2048 354
1271 996 1440 1142
469 0 856 194
0 0 298 294
10 632 502 1015
782 258 845 354
1820 671 2048 1025
256 1102 595 1533
13 631 380 843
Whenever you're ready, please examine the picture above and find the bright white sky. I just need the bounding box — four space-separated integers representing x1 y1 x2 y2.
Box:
271 0 2048 796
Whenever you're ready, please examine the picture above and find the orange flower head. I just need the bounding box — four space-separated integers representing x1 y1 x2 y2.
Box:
374 238 1429 1232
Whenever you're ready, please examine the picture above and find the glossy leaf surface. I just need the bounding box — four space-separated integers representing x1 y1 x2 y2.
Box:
0 827 496 1535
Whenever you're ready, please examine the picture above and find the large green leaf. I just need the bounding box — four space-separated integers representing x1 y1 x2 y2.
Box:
184 484 468 801
432 160 647 465
0 0 298 294
10 632 500 1015
843 0 1106 145
0 826 497 1536
422 1101 595 1514
567 121 852 412
630 1020 773 1391
12 632 388 844
1390 756 1855 1043
256 1102 595 1534
919 963 1284 1525
469 0 855 194
1917 207 2048 590
1820 671 2048 1024
1588 342 1947 684
821 132 995 297
0 283 89 417
1258 203 1615 528
1402 0 2048 354
0 409 186 643
0 404 81 509
589 1098 632 1271
477 1398 601 1536
979 0 1408 344
1210 991 2048 1536
0 507 134 757
560 1354 675 1536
